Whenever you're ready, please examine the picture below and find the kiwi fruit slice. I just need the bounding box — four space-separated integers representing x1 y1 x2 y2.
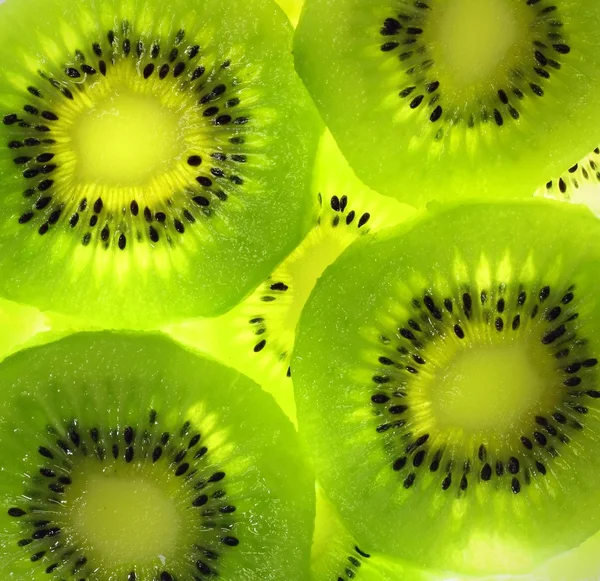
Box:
166 131 414 422
0 331 314 580
0 0 321 329
292 200 600 576
294 0 600 205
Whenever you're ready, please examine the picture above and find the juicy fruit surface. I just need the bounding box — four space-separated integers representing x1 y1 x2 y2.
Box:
0 332 314 580
0 0 320 328
293 201 600 576
294 0 600 206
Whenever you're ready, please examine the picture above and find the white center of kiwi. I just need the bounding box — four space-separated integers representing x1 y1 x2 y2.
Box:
66 460 181 566
431 342 558 433
432 0 526 89
72 90 184 186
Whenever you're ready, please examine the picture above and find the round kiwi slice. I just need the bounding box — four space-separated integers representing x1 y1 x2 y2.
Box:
0 331 314 580
0 0 321 329
167 131 415 422
292 200 600 576
294 0 600 205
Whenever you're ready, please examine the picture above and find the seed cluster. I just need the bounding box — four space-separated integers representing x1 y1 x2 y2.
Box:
544 147 600 199
370 282 599 495
335 545 371 581
379 1 571 137
7 409 239 580
2 21 253 251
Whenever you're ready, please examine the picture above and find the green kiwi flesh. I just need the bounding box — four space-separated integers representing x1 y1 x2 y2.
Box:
166 131 415 423
0 0 320 328
0 331 314 580
292 200 600 576
294 0 600 205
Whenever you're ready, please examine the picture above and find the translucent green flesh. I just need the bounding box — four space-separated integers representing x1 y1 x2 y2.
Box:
293 200 600 576
294 0 600 205
0 332 314 581
0 0 321 328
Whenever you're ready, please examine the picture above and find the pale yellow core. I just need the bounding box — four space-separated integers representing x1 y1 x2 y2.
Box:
66 465 181 566
72 90 183 186
432 344 547 432
433 0 522 88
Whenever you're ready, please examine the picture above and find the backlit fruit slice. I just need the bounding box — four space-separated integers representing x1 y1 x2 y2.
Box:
0 0 320 328
0 332 315 580
294 0 600 205
292 200 600 576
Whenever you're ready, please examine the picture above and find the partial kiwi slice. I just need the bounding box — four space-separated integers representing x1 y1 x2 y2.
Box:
0 331 314 580
292 200 600 576
167 131 415 422
294 0 600 205
535 146 600 216
0 0 320 328
276 0 304 27
311 487 448 581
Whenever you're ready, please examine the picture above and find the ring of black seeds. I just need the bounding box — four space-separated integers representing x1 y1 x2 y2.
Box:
370 282 598 495
7 409 240 580
379 1 570 136
3 22 253 250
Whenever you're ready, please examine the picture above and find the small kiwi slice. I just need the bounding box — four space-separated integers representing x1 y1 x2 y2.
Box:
535 146 600 216
0 0 320 328
294 0 600 205
292 200 600 576
0 331 314 580
166 131 414 422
